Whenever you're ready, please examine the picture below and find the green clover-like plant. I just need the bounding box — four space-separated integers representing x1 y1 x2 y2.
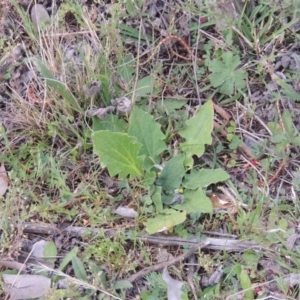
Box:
208 51 247 95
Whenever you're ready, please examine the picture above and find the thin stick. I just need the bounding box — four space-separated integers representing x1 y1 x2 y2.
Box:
213 102 231 122
126 241 210 283
131 21 143 107
18 222 261 252
267 159 287 185
187 255 198 300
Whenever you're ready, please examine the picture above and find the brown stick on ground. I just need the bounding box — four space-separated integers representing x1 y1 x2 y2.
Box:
267 158 289 185
213 102 231 122
126 241 210 283
18 222 261 252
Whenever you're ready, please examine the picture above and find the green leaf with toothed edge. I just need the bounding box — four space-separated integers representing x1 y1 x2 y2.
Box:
128 106 167 171
92 131 144 180
208 52 247 95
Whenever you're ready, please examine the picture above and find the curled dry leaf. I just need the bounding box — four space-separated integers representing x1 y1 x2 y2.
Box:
111 96 131 113
115 206 138 218
0 162 9 196
86 106 115 119
208 187 247 213
83 81 101 97
208 192 236 212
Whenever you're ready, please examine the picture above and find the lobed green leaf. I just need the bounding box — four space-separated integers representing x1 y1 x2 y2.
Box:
208 52 247 95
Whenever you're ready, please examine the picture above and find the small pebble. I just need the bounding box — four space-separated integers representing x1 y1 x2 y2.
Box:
30 4 50 28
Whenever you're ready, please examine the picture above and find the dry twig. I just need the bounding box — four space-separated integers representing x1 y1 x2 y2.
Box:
126 241 210 283
18 222 261 252
187 255 198 300
213 102 231 122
